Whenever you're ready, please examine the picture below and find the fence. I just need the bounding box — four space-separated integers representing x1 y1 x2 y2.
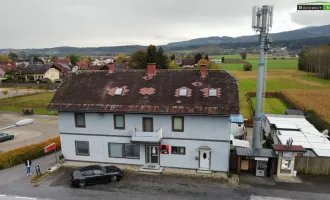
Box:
295 156 330 175
0 82 60 90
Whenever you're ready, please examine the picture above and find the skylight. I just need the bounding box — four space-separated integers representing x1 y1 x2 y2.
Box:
179 88 187 96
209 89 217 97
115 88 123 95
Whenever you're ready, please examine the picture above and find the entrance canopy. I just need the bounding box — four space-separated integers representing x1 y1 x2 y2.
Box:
198 145 212 151
131 128 162 143
236 147 276 158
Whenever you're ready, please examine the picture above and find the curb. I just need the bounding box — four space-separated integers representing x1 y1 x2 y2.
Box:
30 171 51 183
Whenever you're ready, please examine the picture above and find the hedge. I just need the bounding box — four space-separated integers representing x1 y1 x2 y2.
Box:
0 136 61 170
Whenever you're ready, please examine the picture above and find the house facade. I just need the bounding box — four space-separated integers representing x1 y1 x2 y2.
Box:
49 64 239 172
21 64 61 82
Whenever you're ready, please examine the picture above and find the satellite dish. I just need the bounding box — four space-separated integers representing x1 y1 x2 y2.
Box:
72 66 78 73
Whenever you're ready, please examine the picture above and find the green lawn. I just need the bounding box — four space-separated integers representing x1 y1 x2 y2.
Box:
251 97 287 114
220 59 298 71
0 92 56 115
211 54 259 59
300 75 330 85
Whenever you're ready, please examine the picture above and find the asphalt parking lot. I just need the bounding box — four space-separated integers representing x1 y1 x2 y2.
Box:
41 167 230 197
0 112 59 152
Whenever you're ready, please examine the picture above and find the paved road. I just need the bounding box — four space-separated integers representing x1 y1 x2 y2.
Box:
0 113 59 152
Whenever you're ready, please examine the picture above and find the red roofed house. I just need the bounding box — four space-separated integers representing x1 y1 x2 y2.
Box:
48 63 239 173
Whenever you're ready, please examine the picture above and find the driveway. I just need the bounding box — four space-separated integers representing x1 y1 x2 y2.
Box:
0 112 59 152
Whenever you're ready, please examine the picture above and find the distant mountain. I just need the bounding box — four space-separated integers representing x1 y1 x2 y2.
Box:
167 24 330 47
1 24 330 56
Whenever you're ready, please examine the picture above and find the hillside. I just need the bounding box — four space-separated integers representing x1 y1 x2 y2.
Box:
1 24 330 56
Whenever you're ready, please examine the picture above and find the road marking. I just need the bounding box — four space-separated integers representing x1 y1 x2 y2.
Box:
14 197 37 200
251 196 292 200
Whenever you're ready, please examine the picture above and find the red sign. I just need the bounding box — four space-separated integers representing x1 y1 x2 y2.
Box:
160 144 169 154
45 143 56 153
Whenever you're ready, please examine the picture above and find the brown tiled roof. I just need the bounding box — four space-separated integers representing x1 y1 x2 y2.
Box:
182 58 195 66
48 69 239 115
272 144 306 152
0 62 17 71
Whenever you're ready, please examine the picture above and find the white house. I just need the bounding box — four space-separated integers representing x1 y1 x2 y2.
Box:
48 64 240 172
21 64 61 82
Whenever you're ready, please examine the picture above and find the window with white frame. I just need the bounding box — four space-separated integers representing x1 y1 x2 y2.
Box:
115 88 123 95
179 88 187 96
172 116 184 132
208 88 217 97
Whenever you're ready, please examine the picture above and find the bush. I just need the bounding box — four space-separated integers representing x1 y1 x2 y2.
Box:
0 136 61 170
1 90 8 96
227 172 233 178
243 62 252 71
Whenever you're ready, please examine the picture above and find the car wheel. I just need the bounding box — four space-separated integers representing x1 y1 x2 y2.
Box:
10 136 14 140
78 181 86 188
110 175 118 182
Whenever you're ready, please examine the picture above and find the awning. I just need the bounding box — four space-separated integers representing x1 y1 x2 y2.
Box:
236 147 276 158
198 145 212 151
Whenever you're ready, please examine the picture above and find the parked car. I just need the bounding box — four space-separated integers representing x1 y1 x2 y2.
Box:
0 133 14 142
69 165 123 188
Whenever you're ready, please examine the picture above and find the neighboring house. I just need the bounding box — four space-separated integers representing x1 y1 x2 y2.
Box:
48 63 239 172
0 62 17 71
262 114 330 157
92 59 106 66
181 58 195 68
175 58 183 66
211 59 222 64
75 58 90 70
16 60 30 69
55 58 71 66
21 64 62 82
88 63 129 71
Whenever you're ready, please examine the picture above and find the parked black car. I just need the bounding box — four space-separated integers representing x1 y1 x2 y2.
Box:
69 165 123 188
0 133 14 142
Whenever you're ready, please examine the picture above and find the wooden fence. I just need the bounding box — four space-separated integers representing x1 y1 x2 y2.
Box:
295 156 330 176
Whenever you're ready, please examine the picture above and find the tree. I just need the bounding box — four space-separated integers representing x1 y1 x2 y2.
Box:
168 60 180 69
8 52 18 62
32 56 44 64
204 54 209 61
66 54 81 66
128 50 147 69
221 57 225 63
88 56 92 62
240 51 247 59
243 62 252 71
194 53 202 64
156 47 169 69
1 90 8 96
298 49 308 71
197 59 209 68
115 53 127 64
0 55 9 63
207 62 221 69
146 45 157 63
170 54 176 61
51 56 58 62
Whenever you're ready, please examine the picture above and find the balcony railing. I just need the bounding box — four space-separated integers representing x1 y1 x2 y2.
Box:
131 127 163 143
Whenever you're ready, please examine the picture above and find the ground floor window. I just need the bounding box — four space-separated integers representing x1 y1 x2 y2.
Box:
75 141 90 156
171 146 185 155
108 143 140 159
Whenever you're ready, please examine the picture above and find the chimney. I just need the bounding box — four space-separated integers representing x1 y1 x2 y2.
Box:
147 63 156 76
200 64 207 78
108 62 115 72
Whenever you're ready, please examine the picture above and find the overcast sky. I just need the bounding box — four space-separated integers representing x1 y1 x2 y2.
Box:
1 0 329 49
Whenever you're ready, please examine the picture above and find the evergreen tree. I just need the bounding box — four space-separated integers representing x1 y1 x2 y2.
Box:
194 53 202 64
170 54 175 61
221 57 225 63
146 45 157 63
156 47 169 69
204 54 209 61
128 50 147 69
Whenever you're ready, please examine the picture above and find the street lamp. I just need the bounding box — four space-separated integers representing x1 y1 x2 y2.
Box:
0 118 35 131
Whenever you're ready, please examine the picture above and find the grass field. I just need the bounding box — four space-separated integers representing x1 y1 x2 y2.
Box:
0 92 56 115
251 97 288 114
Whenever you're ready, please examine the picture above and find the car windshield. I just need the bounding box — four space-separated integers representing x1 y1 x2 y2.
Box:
100 166 106 173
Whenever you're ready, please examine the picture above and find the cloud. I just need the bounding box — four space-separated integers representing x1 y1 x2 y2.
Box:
290 10 330 26
0 0 327 48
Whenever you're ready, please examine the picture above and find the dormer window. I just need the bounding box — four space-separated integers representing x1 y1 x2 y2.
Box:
209 89 217 97
179 88 187 96
115 88 123 95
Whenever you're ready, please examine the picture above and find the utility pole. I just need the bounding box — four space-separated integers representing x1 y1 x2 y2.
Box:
252 5 273 149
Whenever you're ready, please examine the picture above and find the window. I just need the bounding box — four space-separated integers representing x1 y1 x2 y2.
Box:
143 117 153 132
81 170 93 176
209 89 217 97
115 88 123 95
171 146 185 155
75 141 90 156
114 115 125 129
108 143 140 159
93 170 103 175
172 116 184 132
74 113 86 127
109 143 123 158
179 88 187 96
124 144 140 158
